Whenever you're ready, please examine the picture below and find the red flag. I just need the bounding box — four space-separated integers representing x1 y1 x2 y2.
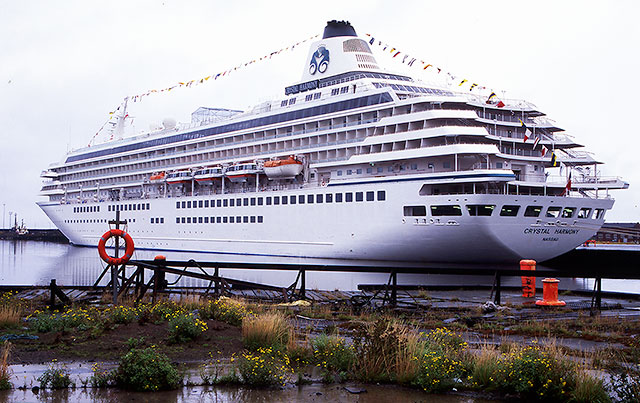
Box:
497 101 505 108
541 145 548 157
562 173 572 196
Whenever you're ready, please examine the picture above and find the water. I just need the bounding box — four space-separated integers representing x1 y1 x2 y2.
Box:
1 240 638 294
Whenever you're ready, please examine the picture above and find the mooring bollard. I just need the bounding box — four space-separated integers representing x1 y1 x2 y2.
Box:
520 259 536 297
535 278 566 307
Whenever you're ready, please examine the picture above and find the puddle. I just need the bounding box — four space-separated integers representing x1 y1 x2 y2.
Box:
0 384 500 402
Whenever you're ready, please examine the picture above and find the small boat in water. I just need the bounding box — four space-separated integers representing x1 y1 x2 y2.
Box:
225 163 262 183
263 157 303 179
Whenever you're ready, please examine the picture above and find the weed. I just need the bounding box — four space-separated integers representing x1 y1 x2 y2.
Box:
89 362 114 388
237 347 292 387
469 344 501 388
167 312 208 344
312 334 355 382
201 297 249 326
242 311 290 351
115 347 182 391
571 370 610 403
0 342 12 390
37 360 74 389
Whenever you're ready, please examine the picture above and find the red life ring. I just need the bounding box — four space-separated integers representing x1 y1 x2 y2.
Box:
97 229 135 265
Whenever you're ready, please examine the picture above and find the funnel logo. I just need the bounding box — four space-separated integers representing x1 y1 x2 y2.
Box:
309 46 330 75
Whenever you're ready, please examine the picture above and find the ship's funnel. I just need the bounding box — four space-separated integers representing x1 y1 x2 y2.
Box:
323 20 357 39
297 20 381 83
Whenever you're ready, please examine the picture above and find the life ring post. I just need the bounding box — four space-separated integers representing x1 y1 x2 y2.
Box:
99 210 133 305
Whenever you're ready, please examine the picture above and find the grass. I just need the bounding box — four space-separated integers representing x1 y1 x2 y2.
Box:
0 305 22 329
242 311 290 351
469 344 501 388
0 342 12 390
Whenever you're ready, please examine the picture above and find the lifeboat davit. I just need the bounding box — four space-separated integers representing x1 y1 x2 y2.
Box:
225 163 262 183
166 170 193 184
193 167 223 183
149 171 166 182
263 157 303 179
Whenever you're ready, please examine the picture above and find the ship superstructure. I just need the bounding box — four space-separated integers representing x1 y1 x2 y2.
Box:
38 20 627 263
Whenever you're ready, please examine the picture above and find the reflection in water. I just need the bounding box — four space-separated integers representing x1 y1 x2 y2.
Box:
0 384 498 402
0 240 637 293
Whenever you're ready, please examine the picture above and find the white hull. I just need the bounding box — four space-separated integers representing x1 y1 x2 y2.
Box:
38 179 611 263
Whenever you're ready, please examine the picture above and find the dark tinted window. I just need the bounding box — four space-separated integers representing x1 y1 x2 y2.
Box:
467 205 495 216
500 205 520 217
404 206 427 216
524 206 542 217
430 205 462 216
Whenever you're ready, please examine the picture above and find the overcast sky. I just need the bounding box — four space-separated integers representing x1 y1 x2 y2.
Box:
1 0 638 228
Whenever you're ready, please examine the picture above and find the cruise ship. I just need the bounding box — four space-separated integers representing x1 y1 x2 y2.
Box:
38 20 628 264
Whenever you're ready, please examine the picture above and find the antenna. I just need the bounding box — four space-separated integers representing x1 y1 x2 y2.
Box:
114 97 129 140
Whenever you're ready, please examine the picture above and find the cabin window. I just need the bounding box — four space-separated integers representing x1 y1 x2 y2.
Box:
335 193 343 203
577 208 591 219
230 217 235 223
562 207 576 218
356 168 362 174
236 198 242 206
524 206 543 217
258 197 263 206
356 192 363 202
326 194 333 203
377 167 383 173
243 216 249 223
199 201 203 208
307 194 314 204
217 217 221 223
230 199 235 207
299 195 305 204
258 216 263 223
204 217 209 223
176 217 180 224
546 206 562 218
187 217 191 224
282 196 288 205
430 205 462 216
251 216 256 223
266 197 272 205
316 194 323 203
217 200 222 207
204 200 209 208
337 170 343 176
404 206 427 216
290 195 297 204
345 193 353 202
366 191 374 201
367 168 372 174
592 208 605 220
223 217 228 223
467 205 495 216
377 190 386 201
500 205 520 217
223 200 228 207
198 217 203 224
251 198 256 206
274 196 280 205
187 201 191 208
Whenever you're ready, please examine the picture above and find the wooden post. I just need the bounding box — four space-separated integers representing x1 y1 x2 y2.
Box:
390 270 397 306
300 269 306 299
108 210 127 305
494 272 502 305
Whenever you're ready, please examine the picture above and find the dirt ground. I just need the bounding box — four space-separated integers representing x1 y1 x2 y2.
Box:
6 319 242 364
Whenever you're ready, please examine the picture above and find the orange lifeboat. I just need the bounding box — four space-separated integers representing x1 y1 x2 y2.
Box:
149 172 166 182
263 157 303 179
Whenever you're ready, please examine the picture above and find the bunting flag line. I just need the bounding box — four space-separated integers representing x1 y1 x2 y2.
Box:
365 33 494 96
550 151 558 167
541 145 548 157
487 92 497 103
127 33 320 104
532 136 540 149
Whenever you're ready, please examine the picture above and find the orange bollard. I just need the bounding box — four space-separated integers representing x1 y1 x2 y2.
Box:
520 259 536 297
535 278 566 306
